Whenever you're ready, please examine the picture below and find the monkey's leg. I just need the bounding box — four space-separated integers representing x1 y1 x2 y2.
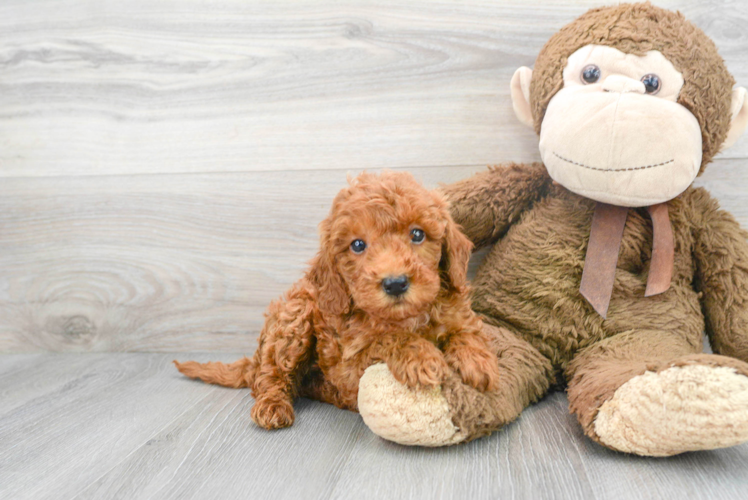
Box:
357 324 554 446
567 329 748 456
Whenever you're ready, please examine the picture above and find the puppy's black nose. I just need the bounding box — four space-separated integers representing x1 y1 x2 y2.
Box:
382 275 409 297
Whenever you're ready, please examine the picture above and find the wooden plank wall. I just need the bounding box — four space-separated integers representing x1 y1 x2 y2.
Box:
2 0 747 352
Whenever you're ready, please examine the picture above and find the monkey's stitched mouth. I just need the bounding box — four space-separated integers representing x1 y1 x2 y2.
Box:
553 152 674 172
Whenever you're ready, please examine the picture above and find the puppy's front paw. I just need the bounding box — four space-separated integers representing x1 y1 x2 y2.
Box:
251 397 295 429
446 345 500 392
387 345 449 389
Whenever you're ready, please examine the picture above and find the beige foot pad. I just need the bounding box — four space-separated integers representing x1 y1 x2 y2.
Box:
595 365 748 456
357 363 468 446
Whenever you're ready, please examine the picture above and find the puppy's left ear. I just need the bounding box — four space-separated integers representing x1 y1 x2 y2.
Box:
440 210 473 290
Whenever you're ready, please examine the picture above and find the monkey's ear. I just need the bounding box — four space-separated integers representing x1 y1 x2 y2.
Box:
511 66 534 128
723 87 748 150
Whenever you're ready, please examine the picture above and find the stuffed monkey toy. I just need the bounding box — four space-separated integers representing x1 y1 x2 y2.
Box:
357 2 748 456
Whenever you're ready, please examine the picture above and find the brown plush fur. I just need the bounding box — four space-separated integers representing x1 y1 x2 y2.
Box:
176 171 500 429
439 163 748 444
530 2 734 173
441 323 555 441
435 3 748 447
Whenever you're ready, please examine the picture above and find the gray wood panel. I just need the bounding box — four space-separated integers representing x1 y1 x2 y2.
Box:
0 165 488 352
1 161 746 353
0 353 746 500
0 0 747 179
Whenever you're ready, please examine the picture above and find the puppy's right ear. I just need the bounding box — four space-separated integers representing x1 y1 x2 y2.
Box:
307 219 351 317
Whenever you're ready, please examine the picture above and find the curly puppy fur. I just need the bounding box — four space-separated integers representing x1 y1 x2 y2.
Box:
175 171 499 429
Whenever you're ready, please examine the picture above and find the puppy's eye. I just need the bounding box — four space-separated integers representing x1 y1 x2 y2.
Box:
350 239 367 254
410 228 425 244
581 64 601 84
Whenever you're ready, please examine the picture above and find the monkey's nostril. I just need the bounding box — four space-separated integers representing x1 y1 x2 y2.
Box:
382 275 410 297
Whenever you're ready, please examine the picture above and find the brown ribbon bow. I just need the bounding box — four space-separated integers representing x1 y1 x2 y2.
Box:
579 202 674 318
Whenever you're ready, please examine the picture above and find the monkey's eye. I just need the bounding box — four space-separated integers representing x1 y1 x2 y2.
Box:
410 228 425 244
350 239 367 254
641 74 661 94
581 65 601 84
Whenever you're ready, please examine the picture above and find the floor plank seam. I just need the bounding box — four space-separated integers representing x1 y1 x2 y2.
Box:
0 163 494 182
1 158 745 183
66 389 224 500
317 417 371 500
142 391 253 500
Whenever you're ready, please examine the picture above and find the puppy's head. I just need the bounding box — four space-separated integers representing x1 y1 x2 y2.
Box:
309 171 472 321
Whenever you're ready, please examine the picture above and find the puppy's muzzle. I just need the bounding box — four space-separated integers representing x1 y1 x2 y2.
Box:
382 275 409 297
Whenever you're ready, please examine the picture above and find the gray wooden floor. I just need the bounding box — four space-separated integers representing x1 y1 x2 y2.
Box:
0 353 746 500
3 0 748 498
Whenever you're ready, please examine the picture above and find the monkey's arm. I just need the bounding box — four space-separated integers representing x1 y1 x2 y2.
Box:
692 188 748 362
441 162 551 249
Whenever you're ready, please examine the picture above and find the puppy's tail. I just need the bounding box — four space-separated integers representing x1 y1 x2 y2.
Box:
174 357 256 388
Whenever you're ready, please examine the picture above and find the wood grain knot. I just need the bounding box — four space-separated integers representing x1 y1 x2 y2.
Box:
60 315 97 343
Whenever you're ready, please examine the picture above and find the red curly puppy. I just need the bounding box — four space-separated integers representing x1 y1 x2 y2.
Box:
175 171 500 429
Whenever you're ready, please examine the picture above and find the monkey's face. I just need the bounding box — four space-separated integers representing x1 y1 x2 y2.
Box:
537 45 701 207
511 34 748 208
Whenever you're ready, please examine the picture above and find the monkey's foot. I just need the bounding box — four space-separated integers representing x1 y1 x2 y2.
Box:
594 363 748 456
358 363 467 446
